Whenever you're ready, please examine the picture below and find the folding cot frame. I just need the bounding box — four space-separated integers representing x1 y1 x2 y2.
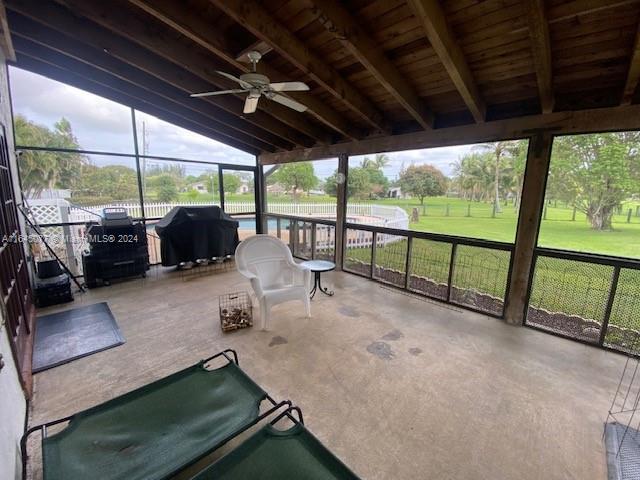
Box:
20 349 300 480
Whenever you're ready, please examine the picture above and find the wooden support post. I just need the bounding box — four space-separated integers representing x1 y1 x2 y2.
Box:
504 132 553 325
334 154 348 270
256 158 266 234
302 221 308 249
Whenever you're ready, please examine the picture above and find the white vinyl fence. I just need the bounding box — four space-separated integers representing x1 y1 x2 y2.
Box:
58 201 408 230
27 200 409 264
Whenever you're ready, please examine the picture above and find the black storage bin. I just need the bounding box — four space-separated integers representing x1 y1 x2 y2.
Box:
83 218 150 288
83 247 149 288
36 259 63 279
35 273 73 307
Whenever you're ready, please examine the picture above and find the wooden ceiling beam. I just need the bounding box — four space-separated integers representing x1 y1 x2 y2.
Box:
6 0 315 148
511 0 640 34
407 0 486 123
622 20 640 105
8 13 291 151
43 0 327 146
0 0 15 61
210 0 392 134
548 0 640 23
526 0 554 113
14 55 262 154
235 40 272 62
307 0 433 130
259 104 640 164
13 40 276 153
126 0 358 140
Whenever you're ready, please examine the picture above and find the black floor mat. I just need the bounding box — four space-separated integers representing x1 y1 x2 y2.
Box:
33 302 125 373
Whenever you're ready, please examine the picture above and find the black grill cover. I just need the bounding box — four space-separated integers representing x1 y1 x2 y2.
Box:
155 206 239 266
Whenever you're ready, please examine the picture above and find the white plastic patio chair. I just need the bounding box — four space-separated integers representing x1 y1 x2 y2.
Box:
235 235 311 330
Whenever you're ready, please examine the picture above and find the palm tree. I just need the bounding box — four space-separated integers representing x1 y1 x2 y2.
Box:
473 141 520 213
372 153 390 169
360 153 390 170
15 115 86 197
451 153 492 201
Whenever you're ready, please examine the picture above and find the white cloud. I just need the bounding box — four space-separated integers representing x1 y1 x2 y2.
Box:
9 67 254 166
9 67 495 178
349 144 475 180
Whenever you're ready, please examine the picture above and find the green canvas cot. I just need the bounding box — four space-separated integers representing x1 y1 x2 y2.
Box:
22 350 287 480
190 407 361 480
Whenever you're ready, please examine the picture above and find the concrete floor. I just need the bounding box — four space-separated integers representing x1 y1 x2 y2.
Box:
26 264 626 479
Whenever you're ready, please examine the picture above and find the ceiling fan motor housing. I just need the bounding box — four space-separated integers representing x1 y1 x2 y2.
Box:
240 73 270 87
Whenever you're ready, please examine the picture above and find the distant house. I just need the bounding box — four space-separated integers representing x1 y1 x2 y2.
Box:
387 186 405 199
309 189 325 196
267 183 286 195
237 179 251 194
190 182 208 193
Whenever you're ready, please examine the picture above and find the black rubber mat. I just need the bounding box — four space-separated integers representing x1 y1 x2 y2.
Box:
33 302 124 373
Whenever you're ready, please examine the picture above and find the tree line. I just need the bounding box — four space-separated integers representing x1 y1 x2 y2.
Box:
16 114 640 231
268 153 447 203
451 134 640 230
15 115 247 204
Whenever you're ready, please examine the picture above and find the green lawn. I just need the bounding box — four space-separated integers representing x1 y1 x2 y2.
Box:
367 196 640 258
344 237 638 334
186 192 640 260
265 194 640 259
261 192 639 337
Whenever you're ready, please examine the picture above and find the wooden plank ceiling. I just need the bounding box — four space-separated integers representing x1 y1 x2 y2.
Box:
5 0 640 156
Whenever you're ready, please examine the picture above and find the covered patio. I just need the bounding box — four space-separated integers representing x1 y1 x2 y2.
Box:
0 0 639 479
28 268 624 480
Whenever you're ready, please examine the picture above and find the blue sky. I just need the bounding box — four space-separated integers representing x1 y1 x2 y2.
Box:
10 67 477 179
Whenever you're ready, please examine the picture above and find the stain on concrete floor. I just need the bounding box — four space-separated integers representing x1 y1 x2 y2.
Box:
382 329 403 341
409 347 423 356
366 341 394 360
269 335 288 347
338 305 360 317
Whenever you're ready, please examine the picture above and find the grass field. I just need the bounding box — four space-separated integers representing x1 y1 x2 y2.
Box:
260 192 640 342
263 194 640 259
344 237 638 335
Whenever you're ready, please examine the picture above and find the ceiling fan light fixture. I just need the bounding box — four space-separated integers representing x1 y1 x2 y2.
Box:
188 51 309 114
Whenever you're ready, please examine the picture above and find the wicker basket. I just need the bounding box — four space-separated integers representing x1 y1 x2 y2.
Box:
219 291 253 332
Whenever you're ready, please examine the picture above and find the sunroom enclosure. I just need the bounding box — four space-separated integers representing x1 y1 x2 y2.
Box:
16 88 640 359
257 121 640 358
17 105 260 275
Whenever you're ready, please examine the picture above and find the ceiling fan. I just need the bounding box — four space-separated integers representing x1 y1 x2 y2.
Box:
189 51 310 114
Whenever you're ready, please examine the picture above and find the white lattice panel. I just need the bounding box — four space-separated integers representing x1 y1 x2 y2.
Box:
30 204 62 224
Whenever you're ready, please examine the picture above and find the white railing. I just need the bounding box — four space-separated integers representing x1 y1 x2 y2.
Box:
58 201 408 228
266 203 408 249
30 200 409 252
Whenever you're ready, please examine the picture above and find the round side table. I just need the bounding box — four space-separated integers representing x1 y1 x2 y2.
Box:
300 260 335 299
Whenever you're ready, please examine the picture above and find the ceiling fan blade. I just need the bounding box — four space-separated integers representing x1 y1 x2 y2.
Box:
269 81 310 92
216 70 253 89
243 95 259 114
190 89 246 98
269 93 308 112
